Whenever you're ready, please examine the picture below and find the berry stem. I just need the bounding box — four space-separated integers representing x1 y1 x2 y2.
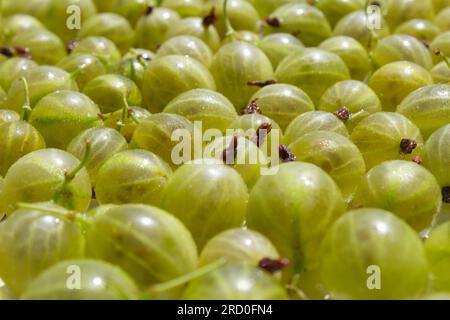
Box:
116 95 130 132
19 77 32 122
144 258 227 296
16 202 92 230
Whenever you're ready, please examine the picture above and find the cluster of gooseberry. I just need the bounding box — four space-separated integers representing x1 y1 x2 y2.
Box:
0 0 450 301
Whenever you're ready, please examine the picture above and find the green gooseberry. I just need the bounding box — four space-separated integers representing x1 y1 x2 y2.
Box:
318 80 382 132
425 221 450 291
21 259 139 300
71 36 122 67
29 90 102 149
82 74 142 114
318 36 372 81
353 160 442 231
85 204 198 288
289 130 366 201
57 54 107 90
162 88 238 133
371 34 433 70
0 202 85 295
423 124 450 188
44 0 98 43
67 127 128 186
2 14 45 41
0 109 20 125
247 162 346 280
130 113 194 168
95 150 172 206
315 0 365 27
275 48 350 105
368 61 434 112
210 41 274 111
110 0 154 25
199 228 280 267
9 29 66 65
320 208 429 299
4 66 78 114
203 135 268 188
257 33 304 68
135 7 181 52
165 17 221 52
161 159 249 249
207 0 261 38
182 263 288 300
350 112 424 169
0 120 46 176
161 0 204 17
156 35 213 67
142 55 215 113
284 111 350 145
435 7 450 31
395 19 441 42
333 10 390 49
0 57 37 92
0 148 92 215
77 13 135 54
249 84 315 131
431 61 450 84
265 3 332 47
397 84 450 139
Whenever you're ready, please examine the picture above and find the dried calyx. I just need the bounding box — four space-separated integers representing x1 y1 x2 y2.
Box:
222 135 239 165
145 6 154 16
412 156 422 165
241 98 261 115
265 17 281 27
434 48 450 70
399 138 417 155
0 46 32 59
442 187 450 204
334 107 351 121
247 80 277 88
258 258 290 274
203 7 217 27
254 123 272 147
66 40 79 54
279 144 296 162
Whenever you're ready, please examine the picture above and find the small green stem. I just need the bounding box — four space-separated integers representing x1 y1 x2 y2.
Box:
146 258 227 295
129 110 141 125
116 95 129 132
66 141 91 182
223 0 237 41
16 202 92 230
70 69 82 81
20 77 32 121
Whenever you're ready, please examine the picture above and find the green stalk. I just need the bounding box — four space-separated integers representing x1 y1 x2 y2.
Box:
20 77 32 121
223 0 239 41
52 141 91 208
116 95 130 132
16 202 92 230
142 258 227 297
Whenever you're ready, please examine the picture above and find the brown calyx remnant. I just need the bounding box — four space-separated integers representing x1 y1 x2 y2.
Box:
222 135 239 165
370 0 381 6
66 40 80 54
14 47 32 59
279 144 296 162
241 98 261 115
0 47 14 57
203 7 217 27
265 17 281 28
258 258 290 274
247 80 277 88
442 187 450 204
0 47 32 59
412 156 422 165
145 6 154 16
399 138 417 154
334 107 351 121
254 123 273 147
